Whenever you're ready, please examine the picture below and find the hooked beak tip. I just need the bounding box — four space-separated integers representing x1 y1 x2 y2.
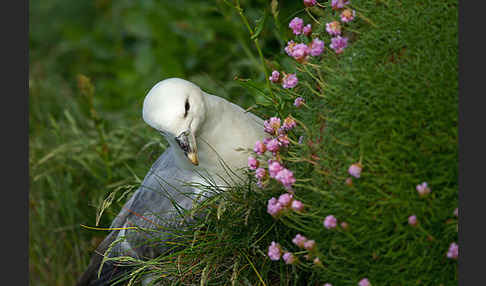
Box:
187 152 199 166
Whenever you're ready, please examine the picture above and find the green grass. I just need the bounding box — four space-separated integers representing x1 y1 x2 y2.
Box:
29 0 457 285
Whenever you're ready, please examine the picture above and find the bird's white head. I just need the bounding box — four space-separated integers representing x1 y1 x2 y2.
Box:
143 78 207 166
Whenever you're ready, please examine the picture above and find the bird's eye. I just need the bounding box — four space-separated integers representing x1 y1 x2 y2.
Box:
184 98 190 117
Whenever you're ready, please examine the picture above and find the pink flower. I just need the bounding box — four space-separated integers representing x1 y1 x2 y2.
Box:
304 239 316 251
248 156 259 170
255 167 267 180
309 38 325 56
282 117 297 131
292 234 308 248
324 284 333 286
283 252 296 264
324 215 337 229
254 140 267 155
416 182 431 196
303 0 317 7
303 24 312 36
330 36 348 54
340 221 349 230
285 40 296 56
358 278 371 286
277 134 290 147
275 168 296 189
313 257 321 265
291 200 304 212
267 197 284 217
348 163 362 178
289 17 304 35
268 160 284 178
278 193 293 207
268 241 282 260
282 73 298 89
264 117 281 135
454 208 458 217
294 97 305 107
331 0 350 10
446 242 458 260
326 21 341 36
340 9 356 23
266 138 281 153
408 215 418 226
269 70 280 83
291 43 310 61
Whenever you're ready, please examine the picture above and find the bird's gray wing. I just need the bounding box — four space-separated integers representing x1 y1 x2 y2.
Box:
77 147 201 286
111 147 203 258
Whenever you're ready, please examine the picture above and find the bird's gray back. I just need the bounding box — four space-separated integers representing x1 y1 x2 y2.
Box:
109 147 202 258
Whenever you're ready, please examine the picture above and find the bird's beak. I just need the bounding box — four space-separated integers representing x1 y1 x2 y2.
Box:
175 130 199 166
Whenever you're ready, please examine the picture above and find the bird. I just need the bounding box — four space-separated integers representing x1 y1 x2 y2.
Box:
76 78 267 286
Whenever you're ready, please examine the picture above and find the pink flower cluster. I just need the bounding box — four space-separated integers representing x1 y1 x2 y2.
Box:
294 97 305 107
263 116 296 139
408 215 418 226
268 241 282 260
263 117 281 135
285 38 325 62
331 0 350 10
323 214 338 229
416 182 431 197
269 70 299 89
247 156 259 170
269 70 280 83
340 9 356 23
283 252 296 264
292 234 316 251
446 242 458 260
289 17 304 35
292 233 307 248
326 21 342 36
303 24 312 36
348 162 362 178
268 160 296 190
330 35 348 54
289 234 321 264
358 278 371 286
267 192 304 217
288 17 313 36
251 115 298 189
268 241 297 264
303 0 317 7
323 1 355 55
283 73 298 89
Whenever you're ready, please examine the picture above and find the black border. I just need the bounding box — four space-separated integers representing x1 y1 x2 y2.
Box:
459 0 481 285
4 0 29 285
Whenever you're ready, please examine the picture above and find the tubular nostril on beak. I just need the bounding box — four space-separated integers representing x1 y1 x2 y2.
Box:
174 130 198 165
175 131 190 153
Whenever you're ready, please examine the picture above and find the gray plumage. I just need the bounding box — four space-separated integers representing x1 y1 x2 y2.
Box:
76 149 202 286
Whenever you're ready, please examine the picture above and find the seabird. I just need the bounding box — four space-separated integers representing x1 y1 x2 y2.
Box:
76 78 267 286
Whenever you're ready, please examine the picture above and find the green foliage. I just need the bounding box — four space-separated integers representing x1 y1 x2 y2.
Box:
30 0 457 285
